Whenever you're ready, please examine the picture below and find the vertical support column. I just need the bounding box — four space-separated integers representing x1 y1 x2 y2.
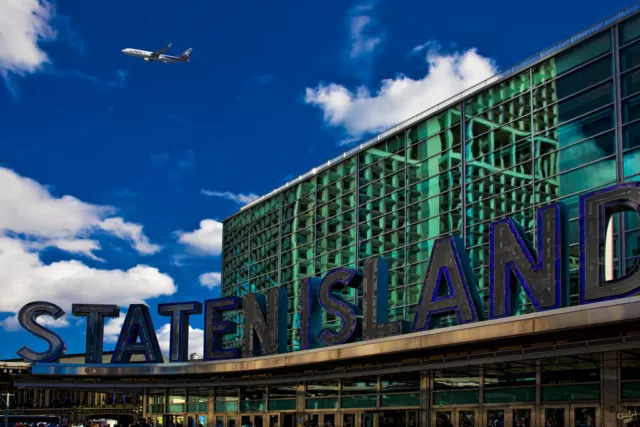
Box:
535 360 541 427
207 389 215 427
296 383 306 427
460 102 468 248
478 366 485 425
602 351 619 427
529 67 537 240
420 370 430 427
45 390 50 408
613 25 627 275
142 392 148 420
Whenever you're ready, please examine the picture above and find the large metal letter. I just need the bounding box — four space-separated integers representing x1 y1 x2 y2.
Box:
490 203 567 318
243 287 287 357
317 268 363 346
72 304 120 364
299 277 322 350
412 237 483 332
363 258 407 340
580 183 640 303
204 297 242 361
110 304 163 363
16 301 66 363
158 301 202 362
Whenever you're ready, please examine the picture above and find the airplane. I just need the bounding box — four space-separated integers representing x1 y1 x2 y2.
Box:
121 43 192 63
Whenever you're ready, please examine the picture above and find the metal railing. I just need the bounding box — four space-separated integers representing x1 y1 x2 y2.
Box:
239 1 640 213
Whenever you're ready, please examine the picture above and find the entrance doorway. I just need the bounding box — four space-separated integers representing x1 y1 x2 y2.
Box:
542 404 600 427
342 410 418 427
186 414 207 427
215 415 237 427
301 413 336 427
432 408 478 427
484 405 535 427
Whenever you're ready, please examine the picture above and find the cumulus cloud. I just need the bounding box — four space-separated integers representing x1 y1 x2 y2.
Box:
176 219 223 256
99 217 161 255
0 0 56 78
104 312 126 343
199 272 221 290
156 324 204 358
0 167 160 257
103 315 204 358
46 238 104 262
0 312 69 332
0 236 176 319
305 44 498 141
201 189 259 205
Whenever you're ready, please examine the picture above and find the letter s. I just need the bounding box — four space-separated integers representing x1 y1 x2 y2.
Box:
17 301 66 363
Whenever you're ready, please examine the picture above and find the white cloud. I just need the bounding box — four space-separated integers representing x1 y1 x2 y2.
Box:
199 272 221 290
0 0 56 78
0 236 176 321
177 219 223 256
201 189 259 205
0 313 69 332
156 323 204 359
104 312 126 343
0 167 160 257
47 238 104 262
305 44 498 140
99 217 161 255
349 11 381 60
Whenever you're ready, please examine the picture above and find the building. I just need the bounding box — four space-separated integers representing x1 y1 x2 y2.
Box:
1 353 154 425
11 4 640 427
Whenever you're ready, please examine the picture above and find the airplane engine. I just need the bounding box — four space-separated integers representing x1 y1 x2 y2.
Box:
144 58 151 62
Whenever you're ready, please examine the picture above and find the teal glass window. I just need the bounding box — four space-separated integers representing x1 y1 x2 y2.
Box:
621 41 640 72
484 387 535 403
305 398 338 410
542 384 600 401
624 95 640 124
432 390 479 406
621 13 640 45
556 82 613 125
381 394 420 407
623 68 640 98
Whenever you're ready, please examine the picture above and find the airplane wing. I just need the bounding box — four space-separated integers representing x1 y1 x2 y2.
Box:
150 43 172 57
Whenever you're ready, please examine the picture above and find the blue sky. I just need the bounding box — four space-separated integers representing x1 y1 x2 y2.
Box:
0 0 634 360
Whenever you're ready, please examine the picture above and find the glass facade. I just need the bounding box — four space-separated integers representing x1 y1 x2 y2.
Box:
221 13 640 351
138 351 640 427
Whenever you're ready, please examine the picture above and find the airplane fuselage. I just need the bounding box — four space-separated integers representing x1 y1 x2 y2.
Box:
121 48 187 63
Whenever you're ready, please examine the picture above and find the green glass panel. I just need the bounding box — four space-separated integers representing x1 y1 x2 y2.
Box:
215 401 238 413
542 384 600 401
622 382 640 399
240 400 265 411
555 83 613 125
558 157 616 196
622 40 640 72
624 95 640 124
535 106 614 153
268 400 296 411
432 390 479 406
167 404 184 413
624 147 640 178
625 120 640 150
380 394 420 407
534 56 612 105
408 149 462 183
621 13 640 45
468 92 531 125
305 398 338 410
341 396 377 409
467 116 530 141
467 72 530 116
623 68 640 98
416 108 461 139
540 31 611 83
536 131 615 177
484 387 535 403
407 127 461 162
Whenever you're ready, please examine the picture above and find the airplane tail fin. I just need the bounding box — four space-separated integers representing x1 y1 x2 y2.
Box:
181 48 193 60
